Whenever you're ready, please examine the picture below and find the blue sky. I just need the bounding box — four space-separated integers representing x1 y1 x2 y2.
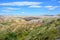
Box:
0 0 60 16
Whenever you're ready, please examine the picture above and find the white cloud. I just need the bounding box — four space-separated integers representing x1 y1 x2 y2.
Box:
0 1 42 6
2 10 10 12
1 7 20 12
51 0 57 1
45 6 60 10
4 7 20 10
29 5 42 8
21 12 24 13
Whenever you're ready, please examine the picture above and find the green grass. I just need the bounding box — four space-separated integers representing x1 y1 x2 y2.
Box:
0 18 60 40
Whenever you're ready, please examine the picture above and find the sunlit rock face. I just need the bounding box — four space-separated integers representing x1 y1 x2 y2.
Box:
0 15 5 22
23 17 40 21
0 15 4 19
29 19 42 23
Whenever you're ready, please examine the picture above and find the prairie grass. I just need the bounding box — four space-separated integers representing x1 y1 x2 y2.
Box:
0 18 60 40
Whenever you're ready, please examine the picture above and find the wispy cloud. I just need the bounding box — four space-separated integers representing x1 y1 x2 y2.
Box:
45 6 60 10
2 10 11 12
0 1 42 8
1 7 20 12
29 5 42 8
21 12 24 13
4 7 20 10
51 0 57 1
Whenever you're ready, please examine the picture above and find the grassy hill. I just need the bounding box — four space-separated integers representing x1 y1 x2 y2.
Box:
0 16 60 40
